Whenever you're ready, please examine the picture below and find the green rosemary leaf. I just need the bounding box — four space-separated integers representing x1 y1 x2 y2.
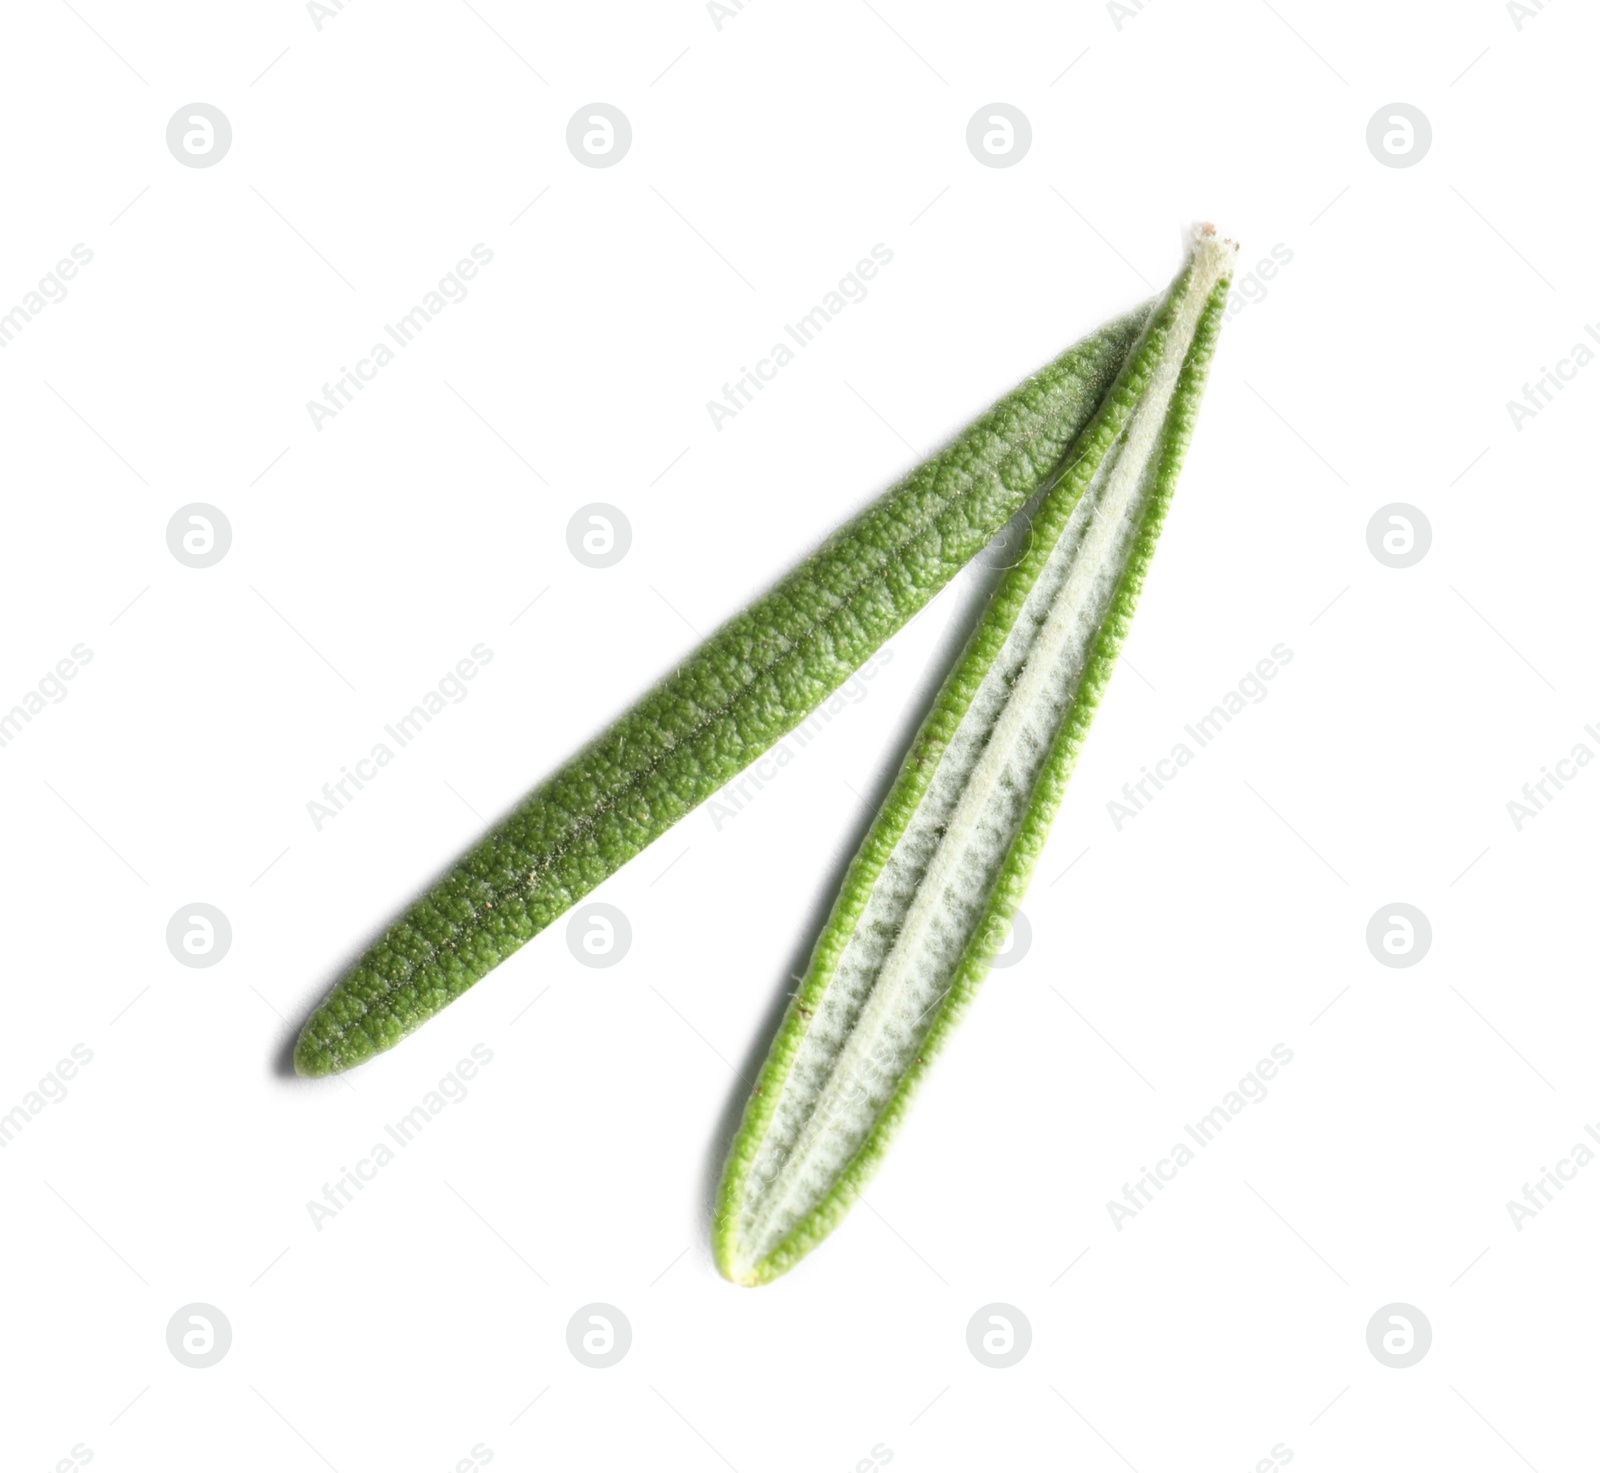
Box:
715 227 1236 1284
294 304 1150 1075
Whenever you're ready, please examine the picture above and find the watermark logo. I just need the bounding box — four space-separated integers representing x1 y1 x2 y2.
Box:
308 0 358 29
966 105 1031 168
0 243 94 349
706 647 895 830
567 105 631 168
1365 904 1431 968
166 904 232 969
966 1303 1032 1367
1506 324 1600 430
1366 1303 1431 1367
1107 643 1294 830
306 246 496 430
1225 244 1294 319
1507 0 1557 32
1365 503 1430 569
167 1303 232 1367
567 504 632 568
166 104 232 168
1506 728 1599 829
706 245 894 430
567 1303 632 1366
306 644 495 831
0 642 94 751
988 911 1031 970
974 514 1033 571
1366 104 1431 168
167 503 232 568
707 0 757 29
0 1044 94 1149
1107 1045 1295 1229
1106 0 1157 30
306 1047 494 1230
566 904 632 968
1506 1125 1600 1229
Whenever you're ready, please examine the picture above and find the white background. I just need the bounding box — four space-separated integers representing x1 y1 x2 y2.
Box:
2 1 1595 1469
